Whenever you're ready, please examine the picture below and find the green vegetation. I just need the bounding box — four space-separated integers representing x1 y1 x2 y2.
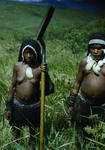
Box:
0 1 105 149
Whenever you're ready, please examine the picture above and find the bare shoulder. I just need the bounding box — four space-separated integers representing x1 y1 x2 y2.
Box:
79 57 87 67
13 62 23 70
102 64 105 75
15 62 23 66
33 66 41 74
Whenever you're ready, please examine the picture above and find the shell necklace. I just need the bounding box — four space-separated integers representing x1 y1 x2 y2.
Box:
85 53 105 75
25 67 33 79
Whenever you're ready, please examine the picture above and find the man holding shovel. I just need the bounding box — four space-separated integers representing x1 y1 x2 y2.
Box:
5 39 54 149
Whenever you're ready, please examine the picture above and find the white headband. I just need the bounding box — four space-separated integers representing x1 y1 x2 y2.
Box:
89 39 105 45
22 45 37 60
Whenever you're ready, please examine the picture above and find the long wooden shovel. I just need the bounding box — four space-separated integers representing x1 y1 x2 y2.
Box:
37 6 55 150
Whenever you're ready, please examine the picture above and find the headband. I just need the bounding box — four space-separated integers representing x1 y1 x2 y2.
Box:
89 39 105 45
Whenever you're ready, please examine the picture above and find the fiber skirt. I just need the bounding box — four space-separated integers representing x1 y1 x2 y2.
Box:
6 96 40 128
71 94 105 127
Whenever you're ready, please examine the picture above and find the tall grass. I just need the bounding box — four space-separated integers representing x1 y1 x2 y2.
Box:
0 1 105 149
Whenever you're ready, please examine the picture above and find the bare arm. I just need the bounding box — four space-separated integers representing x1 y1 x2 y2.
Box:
8 64 17 99
71 59 86 94
5 64 17 117
39 64 54 96
67 59 86 107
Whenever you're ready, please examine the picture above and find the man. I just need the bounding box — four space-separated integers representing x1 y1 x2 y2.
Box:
68 32 105 146
6 39 54 148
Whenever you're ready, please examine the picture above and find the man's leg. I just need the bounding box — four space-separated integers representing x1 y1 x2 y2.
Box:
12 126 21 140
28 126 36 150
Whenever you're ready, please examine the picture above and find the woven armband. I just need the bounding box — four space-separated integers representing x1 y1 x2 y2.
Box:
68 92 77 106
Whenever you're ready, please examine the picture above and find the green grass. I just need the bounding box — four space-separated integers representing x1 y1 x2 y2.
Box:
0 1 105 149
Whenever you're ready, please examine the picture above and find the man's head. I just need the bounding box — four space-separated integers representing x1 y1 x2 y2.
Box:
18 39 42 65
22 46 37 63
87 33 105 58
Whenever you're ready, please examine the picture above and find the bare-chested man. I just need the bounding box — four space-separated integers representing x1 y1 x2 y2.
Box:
68 33 105 141
5 39 54 148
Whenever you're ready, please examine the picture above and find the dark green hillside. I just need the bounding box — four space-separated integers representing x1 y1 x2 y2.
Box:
0 1 105 149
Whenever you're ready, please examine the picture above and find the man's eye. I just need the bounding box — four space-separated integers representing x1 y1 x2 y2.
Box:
91 47 102 50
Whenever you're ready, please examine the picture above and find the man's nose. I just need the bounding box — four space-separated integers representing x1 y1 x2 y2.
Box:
94 49 98 53
27 53 31 57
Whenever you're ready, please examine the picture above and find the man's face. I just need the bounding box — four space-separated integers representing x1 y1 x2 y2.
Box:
23 48 36 63
89 44 103 58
